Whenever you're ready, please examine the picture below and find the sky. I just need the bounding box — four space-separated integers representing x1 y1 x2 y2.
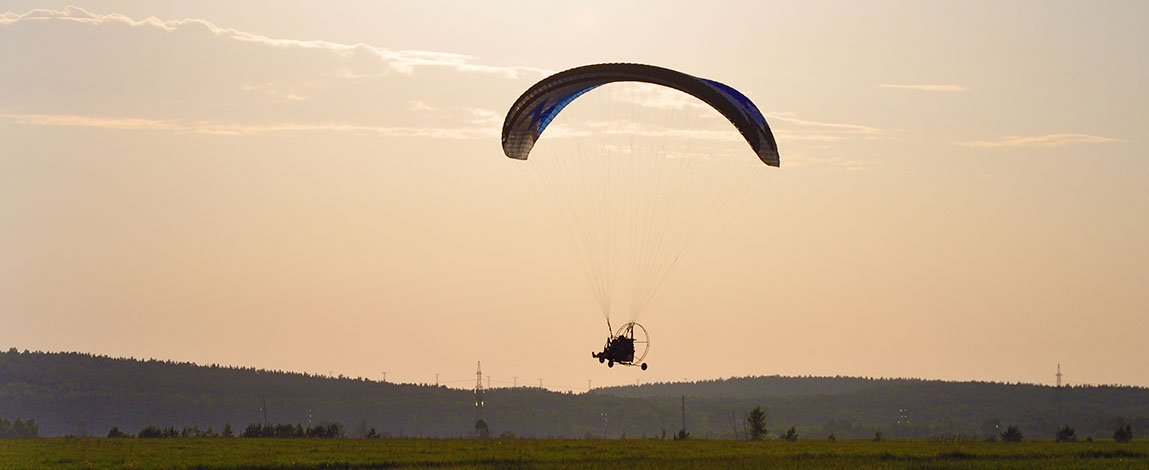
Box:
1 1 1147 391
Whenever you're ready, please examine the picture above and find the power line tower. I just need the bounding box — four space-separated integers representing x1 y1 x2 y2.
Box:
1055 363 1064 405
474 361 485 422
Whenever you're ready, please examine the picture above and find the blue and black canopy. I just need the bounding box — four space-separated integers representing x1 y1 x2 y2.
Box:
502 63 779 167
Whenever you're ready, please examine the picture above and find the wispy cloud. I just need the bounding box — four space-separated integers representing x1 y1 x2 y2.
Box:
409 101 438 112
466 108 502 126
195 122 494 139
958 133 1123 148
767 113 882 134
764 112 883 143
609 84 708 110
243 83 307 102
785 154 878 171
877 84 967 92
0 113 183 131
0 113 495 139
0 6 549 78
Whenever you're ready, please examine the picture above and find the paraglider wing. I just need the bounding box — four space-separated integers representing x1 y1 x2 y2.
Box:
501 63 779 166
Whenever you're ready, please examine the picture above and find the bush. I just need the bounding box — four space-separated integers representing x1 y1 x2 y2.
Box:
106 426 132 438
138 425 178 438
781 426 798 441
1055 425 1077 443
241 423 265 438
1001 425 1024 442
0 417 39 438
1114 424 1133 443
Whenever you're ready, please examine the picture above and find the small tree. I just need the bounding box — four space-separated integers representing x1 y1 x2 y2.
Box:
221 422 234 438
873 430 883 442
1114 424 1133 443
242 423 264 438
673 429 690 440
1001 425 1024 442
1055 425 1077 443
746 407 767 441
474 419 490 439
138 425 163 438
106 426 132 438
781 426 798 441
12 418 38 438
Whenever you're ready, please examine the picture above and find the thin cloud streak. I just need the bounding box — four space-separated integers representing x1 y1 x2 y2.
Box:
0 113 496 139
878 84 967 92
785 154 878 171
765 113 882 135
959 133 1123 148
0 113 183 131
0 6 549 78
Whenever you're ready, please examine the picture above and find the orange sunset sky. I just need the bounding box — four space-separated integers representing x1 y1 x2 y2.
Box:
1 1 1146 391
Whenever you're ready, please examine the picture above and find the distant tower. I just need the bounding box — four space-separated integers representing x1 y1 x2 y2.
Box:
1055 363 1064 405
474 362 485 421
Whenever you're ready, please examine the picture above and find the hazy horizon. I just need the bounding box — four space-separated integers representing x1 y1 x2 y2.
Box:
2 1 1147 391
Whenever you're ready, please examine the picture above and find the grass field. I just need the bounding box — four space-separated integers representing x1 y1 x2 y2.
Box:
1 438 1146 470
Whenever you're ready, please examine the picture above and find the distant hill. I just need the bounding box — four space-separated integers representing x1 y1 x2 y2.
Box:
595 375 909 399
595 376 1149 439
2 349 1147 439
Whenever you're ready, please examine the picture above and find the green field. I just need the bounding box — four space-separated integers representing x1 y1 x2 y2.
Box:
1 438 1146 470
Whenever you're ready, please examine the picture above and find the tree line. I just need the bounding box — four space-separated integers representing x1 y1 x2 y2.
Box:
101 421 348 438
0 416 39 438
3 349 1148 439
735 405 1135 443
